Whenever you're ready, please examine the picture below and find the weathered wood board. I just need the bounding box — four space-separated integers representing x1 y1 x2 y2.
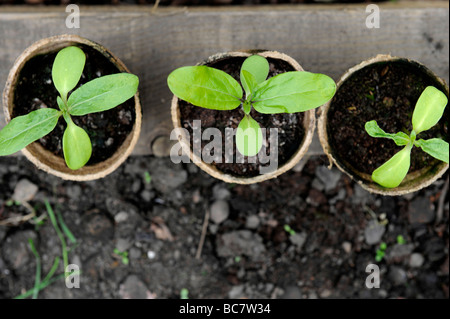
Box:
0 2 448 156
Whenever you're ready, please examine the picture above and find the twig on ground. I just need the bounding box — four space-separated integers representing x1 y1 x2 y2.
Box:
0 201 36 226
195 207 210 260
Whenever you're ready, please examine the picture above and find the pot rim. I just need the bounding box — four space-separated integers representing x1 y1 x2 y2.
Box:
2 34 142 181
171 50 316 184
318 54 449 196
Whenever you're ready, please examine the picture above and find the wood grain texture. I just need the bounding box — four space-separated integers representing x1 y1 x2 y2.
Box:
0 2 448 156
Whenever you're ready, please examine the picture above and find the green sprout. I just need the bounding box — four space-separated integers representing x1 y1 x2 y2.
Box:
180 288 189 299
396 235 406 245
168 55 336 156
234 256 241 263
375 242 387 262
144 171 152 184
113 248 129 265
0 46 139 170
284 224 296 236
365 86 448 188
15 200 77 299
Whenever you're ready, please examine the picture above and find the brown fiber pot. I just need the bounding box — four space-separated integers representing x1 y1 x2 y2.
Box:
171 51 316 184
318 54 449 196
3 34 142 181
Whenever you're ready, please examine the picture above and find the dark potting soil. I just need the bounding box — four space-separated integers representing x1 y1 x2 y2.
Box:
178 57 305 178
327 60 449 176
12 45 136 165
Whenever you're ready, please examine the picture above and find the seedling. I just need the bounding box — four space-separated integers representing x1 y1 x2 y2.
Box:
144 171 152 184
396 235 406 245
0 46 139 170
15 200 77 299
180 288 189 299
284 224 296 236
375 242 387 262
365 86 448 188
113 248 129 265
168 55 336 156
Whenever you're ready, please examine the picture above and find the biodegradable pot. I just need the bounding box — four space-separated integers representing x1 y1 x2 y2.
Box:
3 34 142 181
171 51 316 184
318 54 449 196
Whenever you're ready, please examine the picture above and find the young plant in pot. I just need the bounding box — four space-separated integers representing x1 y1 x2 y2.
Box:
318 54 449 195
365 86 448 189
1 35 141 181
168 51 336 184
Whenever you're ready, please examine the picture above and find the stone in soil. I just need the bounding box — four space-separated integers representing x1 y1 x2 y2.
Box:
210 200 230 224
385 244 414 263
342 241 352 254
409 253 425 268
389 266 407 286
212 184 231 201
65 184 82 201
408 197 435 224
148 158 187 193
352 184 373 206
364 220 385 245
151 135 176 157
119 275 154 299
315 166 341 192
289 232 307 250
228 285 245 299
2 230 37 272
245 215 260 229
216 230 266 261
12 179 38 202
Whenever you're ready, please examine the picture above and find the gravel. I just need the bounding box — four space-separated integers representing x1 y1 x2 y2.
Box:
12 179 38 202
364 220 386 245
210 200 230 224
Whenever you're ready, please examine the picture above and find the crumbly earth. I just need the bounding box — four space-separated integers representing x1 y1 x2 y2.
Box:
0 155 448 299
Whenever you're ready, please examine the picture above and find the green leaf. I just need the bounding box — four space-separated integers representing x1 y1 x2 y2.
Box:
57 96 66 112
236 115 263 157
52 46 86 102
241 70 258 99
67 73 138 116
243 100 252 115
57 212 77 244
0 108 61 156
365 120 410 146
252 71 336 114
63 120 92 170
372 145 412 188
240 55 269 97
412 86 448 134
167 66 242 110
415 138 449 163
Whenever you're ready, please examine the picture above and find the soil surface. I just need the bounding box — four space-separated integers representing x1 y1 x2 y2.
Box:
327 60 449 175
12 44 136 165
179 57 305 177
0 155 448 299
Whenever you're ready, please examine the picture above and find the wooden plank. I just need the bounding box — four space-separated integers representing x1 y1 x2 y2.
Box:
0 2 448 156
